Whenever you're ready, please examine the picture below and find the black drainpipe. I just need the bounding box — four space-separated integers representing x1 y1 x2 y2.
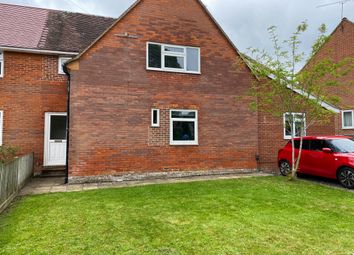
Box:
63 64 71 184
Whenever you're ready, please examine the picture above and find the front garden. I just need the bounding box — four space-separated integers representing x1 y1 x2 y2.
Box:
0 177 353 255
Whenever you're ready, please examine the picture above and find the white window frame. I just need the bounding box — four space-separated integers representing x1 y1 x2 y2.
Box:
342 110 354 129
0 51 4 78
170 109 198 146
0 111 3 146
151 109 160 127
283 112 306 140
58 57 72 74
146 42 201 74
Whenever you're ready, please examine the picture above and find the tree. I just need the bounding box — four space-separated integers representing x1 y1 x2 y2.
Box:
246 22 353 180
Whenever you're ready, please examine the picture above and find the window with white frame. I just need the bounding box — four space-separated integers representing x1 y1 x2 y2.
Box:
284 113 306 139
147 42 200 74
342 110 354 129
0 111 3 146
0 51 4 78
58 57 72 74
170 110 198 145
151 109 160 127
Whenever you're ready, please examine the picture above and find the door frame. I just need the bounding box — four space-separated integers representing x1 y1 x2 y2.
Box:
44 112 67 167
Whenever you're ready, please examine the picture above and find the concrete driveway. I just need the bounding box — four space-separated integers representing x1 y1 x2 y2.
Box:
298 174 354 193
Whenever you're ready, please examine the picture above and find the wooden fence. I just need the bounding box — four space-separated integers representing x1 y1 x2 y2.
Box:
0 154 34 213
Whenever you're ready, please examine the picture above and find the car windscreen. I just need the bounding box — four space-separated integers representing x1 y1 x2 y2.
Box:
328 139 354 153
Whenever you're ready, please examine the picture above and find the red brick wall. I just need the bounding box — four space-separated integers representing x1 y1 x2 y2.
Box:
0 51 67 171
68 0 259 177
258 111 336 172
305 19 354 136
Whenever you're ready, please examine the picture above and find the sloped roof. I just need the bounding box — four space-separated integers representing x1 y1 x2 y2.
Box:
0 3 116 53
241 53 340 113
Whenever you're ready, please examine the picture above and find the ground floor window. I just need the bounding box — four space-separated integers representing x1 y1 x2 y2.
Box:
0 110 3 145
283 113 306 139
342 110 354 129
170 110 198 145
151 109 160 127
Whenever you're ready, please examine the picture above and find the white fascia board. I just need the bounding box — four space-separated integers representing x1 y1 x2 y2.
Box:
0 46 78 56
286 84 341 114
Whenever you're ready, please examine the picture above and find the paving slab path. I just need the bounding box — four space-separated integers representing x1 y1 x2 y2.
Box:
19 173 273 196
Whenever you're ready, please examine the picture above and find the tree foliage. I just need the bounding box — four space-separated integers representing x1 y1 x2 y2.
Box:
0 146 18 164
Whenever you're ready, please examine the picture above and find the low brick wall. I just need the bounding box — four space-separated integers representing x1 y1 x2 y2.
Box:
0 153 34 213
68 169 260 184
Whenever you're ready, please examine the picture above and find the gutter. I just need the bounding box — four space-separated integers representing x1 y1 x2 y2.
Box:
0 46 78 56
63 64 71 184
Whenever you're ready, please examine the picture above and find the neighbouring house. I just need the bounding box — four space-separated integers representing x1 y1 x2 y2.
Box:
303 18 354 137
0 3 115 172
252 18 354 171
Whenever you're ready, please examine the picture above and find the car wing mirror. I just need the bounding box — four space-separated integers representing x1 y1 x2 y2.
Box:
323 148 332 153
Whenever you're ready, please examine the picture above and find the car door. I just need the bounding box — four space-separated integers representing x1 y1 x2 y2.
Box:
296 140 311 173
306 139 335 177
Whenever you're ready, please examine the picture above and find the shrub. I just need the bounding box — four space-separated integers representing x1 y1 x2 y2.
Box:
0 146 18 164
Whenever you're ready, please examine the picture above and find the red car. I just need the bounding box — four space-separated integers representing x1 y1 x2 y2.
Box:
278 136 354 189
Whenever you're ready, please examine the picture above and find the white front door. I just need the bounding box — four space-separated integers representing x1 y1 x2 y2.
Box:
44 113 67 166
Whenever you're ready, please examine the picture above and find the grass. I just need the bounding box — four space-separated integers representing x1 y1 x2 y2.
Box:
0 177 353 255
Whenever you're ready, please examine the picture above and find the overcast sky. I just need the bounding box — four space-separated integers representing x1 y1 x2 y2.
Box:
1 0 354 62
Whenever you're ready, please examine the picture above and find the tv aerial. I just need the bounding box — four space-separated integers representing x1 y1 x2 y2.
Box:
317 0 354 19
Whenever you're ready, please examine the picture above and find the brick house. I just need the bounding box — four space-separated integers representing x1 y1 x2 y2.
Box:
65 0 262 182
0 3 115 172
1 1 351 182
303 18 354 137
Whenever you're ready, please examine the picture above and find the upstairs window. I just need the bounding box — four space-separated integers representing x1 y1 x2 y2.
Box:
284 113 306 139
170 110 198 145
147 42 200 74
342 110 354 129
0 52 4 78
58 57 72 74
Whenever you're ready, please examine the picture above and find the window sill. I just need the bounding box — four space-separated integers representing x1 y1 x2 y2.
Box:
342 127 354 130
147 67 201 75
284 136 302 140
170 142 199 146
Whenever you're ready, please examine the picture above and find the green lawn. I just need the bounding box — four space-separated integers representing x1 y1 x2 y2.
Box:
0 177 353 255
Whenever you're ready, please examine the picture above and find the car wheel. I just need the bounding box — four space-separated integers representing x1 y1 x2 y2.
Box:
337 167 354 189
279 160 291 176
